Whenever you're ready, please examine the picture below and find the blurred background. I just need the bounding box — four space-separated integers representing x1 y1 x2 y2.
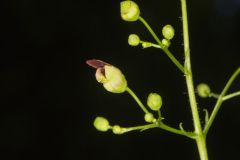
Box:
0 0 240 159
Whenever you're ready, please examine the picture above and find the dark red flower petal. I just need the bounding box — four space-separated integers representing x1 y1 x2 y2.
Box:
86 59 110 69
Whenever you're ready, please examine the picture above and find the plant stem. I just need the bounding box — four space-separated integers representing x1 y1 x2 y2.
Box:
124 123 157 133
181 0 208 159
126 87 149 114
138 16 185 74
209 91 240 101
158 122 196 139
204 67 240 135
222 90 240 101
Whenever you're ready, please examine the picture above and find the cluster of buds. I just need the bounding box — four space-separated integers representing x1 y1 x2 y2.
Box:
87 1 168 134
93 116 127 134
161 24 175 47
121 1 175 48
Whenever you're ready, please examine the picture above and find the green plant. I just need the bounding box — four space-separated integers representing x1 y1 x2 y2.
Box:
86 1 240 159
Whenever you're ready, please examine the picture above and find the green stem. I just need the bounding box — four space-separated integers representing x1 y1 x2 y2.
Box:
210 91 240 101
138 16 185 74
140 41 162 49
204 67 240 135
158 122 196 139
124 123 157 133
126 87 149 114
181 0 208 159
222 91 240 101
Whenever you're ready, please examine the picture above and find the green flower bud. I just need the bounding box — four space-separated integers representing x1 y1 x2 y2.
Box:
147 93 162 111
93 117 110 132
87 59 127 93
144 113 156 123
162 25 175 40
112 125 122 134
162 38 171 47
128 34 140 46
142 42 152 48
197 83 211 98
120 1 140 22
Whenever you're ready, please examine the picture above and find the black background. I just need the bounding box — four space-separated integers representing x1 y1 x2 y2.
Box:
1 0 240 159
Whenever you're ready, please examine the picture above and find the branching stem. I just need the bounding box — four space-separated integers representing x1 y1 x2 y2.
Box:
138 16 185 74
204 67 240 135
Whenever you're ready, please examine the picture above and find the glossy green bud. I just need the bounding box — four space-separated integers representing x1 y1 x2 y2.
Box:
128 34 140 46
112 125 122 134
147 93 162 111
120 1 140 22
93 117 110 132
197 83 211 98
144 113 156 123
162 25 175 40
162 38 171 47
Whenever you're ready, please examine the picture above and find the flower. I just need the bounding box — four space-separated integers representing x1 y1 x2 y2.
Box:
86 59 127 93
144 113 156 123
128 34 140 46
93 117 110 132
120 1 140 22
197 83 211 98
147 93 163 111
162 25 175 40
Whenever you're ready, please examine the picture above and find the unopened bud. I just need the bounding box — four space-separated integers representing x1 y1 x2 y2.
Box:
93 117 110 132
144 113 155 123
147 93 162 111
120 1 140 22
128 34 140 46
197 83 211 98
162 25 175 40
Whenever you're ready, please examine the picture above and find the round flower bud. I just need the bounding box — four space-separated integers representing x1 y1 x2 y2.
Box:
144 113 155 123
120 1 140 22
93 117 110 132
197 83 211 98
147 93 162 111
162 39 171 47
112 125 122 134
162 25 175 40
128 34 140 46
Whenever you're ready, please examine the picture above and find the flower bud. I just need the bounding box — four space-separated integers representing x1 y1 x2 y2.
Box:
142 42 152 48
112 125 122 134
93 117 110 132
128 34 140 46
120 1 140 22
197 83 211 98
144 113 156 123
87 59 127 93
162 25 175 40
147 93 162 111
162 38 171 47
